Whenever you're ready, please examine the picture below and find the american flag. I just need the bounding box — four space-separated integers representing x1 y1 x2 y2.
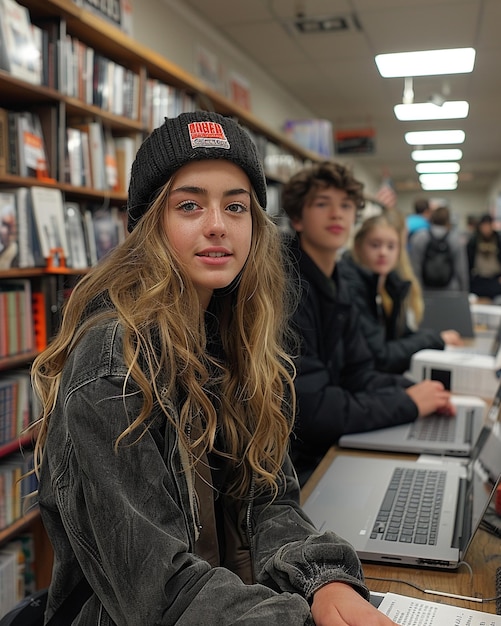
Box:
376 177 397 210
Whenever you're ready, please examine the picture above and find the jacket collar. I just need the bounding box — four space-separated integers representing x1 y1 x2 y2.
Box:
286 234 354 305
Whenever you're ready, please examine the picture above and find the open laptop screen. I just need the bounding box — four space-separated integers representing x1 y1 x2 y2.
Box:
420 291 474 338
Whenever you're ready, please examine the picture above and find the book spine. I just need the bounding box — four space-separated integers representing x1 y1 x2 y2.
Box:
87 122 106 190
0 190 18 269
22 279 33 352
5 383 14 445
6 289 19 356
0 291 7 358
9 380 18 441
0 107 8 175
66 128 84 186
14 189 29 270
6 111 19 175
0 473 5 530
31 291 47 351
0 385 7 446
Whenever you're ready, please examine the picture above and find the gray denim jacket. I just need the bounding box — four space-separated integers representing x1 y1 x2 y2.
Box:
38 319 369 625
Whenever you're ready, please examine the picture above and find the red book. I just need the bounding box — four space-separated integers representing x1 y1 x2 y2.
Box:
31 291 47 352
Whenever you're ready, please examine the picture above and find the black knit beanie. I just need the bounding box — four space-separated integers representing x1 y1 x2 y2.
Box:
127 111 267 231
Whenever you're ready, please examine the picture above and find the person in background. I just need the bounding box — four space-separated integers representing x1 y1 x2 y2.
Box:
409 204 469 292
410 206 470 291
464 215 479 243
281 161 454 486
467 213 501 299
31 112 396 626
342 211 463 375
406 196 430 243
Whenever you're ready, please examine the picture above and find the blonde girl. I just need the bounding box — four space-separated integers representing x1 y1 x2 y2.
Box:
343 211 461 374
32 111 396 626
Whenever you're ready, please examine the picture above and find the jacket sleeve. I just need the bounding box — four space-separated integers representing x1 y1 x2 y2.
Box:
454 235 471 291
292 296 418 452
466 235 476 272
355 307 444 374
409 230 427 285
252 454 369 602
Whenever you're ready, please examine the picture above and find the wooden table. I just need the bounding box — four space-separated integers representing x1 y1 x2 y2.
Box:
300 447 501 613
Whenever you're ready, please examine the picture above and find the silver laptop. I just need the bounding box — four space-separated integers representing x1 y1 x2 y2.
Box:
446 314 501 357
337 396 485 457
302 388 501 569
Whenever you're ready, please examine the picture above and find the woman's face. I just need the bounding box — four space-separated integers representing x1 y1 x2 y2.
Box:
358 224 400 277
164 159 253 308
479 221 493 238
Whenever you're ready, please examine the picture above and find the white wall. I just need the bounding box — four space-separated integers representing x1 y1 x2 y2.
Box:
397 190 490 231
127 0 380 193
130 0 310 132
488 173 501 222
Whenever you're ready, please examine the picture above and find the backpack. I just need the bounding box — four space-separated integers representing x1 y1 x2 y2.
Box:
421 231 454 288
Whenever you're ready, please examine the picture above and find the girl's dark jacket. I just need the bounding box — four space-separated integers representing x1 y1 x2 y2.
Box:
340 253 445 374
38 316 370 625
286 235 418 485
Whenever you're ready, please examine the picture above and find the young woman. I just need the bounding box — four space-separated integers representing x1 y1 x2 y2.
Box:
343 211 462 374
31 112 396 625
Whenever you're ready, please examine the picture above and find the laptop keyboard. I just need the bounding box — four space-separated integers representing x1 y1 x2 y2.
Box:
371 467 446 545
407 416 456 442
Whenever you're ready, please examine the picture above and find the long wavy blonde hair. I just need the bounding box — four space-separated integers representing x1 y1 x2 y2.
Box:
32 181 297 500
352 210 424 325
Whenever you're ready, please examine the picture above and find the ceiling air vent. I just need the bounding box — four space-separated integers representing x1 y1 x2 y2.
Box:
294 15 349 34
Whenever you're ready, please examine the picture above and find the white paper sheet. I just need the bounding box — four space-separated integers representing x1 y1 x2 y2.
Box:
378 592 500 625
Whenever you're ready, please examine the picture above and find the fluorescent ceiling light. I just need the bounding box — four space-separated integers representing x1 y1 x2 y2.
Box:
411 148 463 161
394 101 469 121
421 181 458 191
420 172 459 190
419 173 458 185
416 162 461 174
375 48 476 77
405 130 465 145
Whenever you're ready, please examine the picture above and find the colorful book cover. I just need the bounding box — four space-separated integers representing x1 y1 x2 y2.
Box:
29 186 69 262
16 111 49 178
0 190 19 269
0 0 41 85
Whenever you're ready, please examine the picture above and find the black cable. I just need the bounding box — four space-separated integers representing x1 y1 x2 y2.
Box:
481 516 501 539
365 574 501 604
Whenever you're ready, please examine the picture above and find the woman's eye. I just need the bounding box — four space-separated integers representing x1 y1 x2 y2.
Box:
227 203 247 213
178 201 199 212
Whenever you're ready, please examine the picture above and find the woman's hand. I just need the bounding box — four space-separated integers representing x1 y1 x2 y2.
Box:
405 379 455 417
440 330 464 346
311 582 397 625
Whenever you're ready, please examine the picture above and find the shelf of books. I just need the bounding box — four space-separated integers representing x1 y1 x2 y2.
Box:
0 0 330 615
